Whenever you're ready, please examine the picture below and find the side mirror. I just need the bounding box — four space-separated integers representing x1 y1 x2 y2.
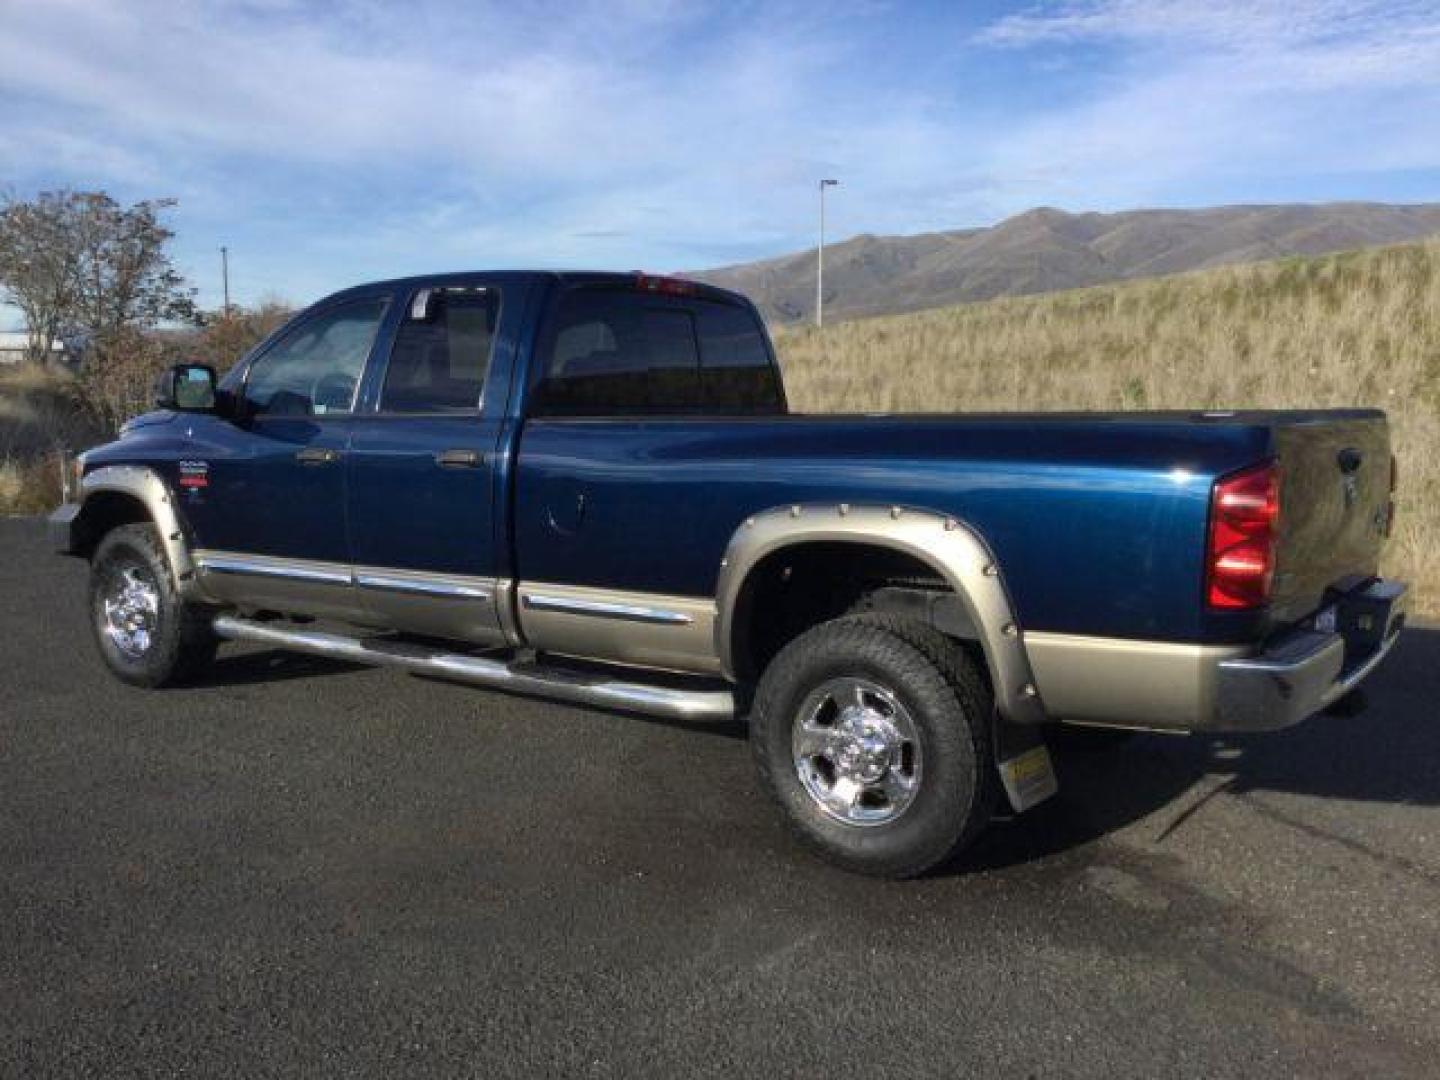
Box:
155 363 218 412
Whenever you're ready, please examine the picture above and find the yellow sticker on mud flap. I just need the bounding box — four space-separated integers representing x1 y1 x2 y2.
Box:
999 745 1059 812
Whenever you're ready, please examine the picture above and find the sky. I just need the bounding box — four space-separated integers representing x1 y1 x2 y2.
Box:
2 0 1440 314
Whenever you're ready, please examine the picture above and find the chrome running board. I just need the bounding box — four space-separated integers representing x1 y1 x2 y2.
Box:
211 614 735 721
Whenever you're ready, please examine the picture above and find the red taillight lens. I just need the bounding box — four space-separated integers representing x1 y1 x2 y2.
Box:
1207 461 1280 609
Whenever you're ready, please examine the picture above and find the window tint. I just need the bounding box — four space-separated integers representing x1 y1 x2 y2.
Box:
381 289 499 413
244 299 386 417
534 290 701 415
696 301 782 412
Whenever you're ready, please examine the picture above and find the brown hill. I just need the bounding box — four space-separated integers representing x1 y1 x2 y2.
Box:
693 203 1440 324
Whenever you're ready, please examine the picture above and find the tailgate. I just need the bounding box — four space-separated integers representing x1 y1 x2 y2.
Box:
1271 414 1391 623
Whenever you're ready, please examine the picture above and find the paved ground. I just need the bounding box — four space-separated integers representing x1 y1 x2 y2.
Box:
2 516 1438 1078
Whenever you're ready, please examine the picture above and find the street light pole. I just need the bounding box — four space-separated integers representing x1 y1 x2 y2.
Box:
220 245 231 315
817 178 838 328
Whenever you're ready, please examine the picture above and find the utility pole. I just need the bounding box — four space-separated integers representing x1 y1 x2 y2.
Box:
816 179 838 328
220 245 231 316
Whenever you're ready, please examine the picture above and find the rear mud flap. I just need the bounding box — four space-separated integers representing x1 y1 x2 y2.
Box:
994 714 1058 812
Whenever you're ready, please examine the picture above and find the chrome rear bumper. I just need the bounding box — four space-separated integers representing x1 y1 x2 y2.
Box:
1214 579 1408 732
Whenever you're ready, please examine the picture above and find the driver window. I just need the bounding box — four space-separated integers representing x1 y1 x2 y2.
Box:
244 298 387 417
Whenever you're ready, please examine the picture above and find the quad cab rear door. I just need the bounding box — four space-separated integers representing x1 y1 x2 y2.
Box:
344 276 536 645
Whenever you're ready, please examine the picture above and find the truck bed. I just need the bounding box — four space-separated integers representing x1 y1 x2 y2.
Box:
515 408 1390 645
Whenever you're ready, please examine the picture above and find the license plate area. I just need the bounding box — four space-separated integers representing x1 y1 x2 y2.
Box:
1316 579 1408 673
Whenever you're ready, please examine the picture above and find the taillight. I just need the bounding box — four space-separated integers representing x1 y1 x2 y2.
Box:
1207 461 1280 610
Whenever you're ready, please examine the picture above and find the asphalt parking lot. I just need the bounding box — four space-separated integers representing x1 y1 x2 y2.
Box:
2 516 1438 1077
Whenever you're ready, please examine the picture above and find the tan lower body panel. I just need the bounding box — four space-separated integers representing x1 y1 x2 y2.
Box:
193 550 366 623
1025 631 1250 731
352 565 506 646
193 550 504 644
516 581 722 675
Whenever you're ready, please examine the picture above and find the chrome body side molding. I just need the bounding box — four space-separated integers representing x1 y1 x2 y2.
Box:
517 581 721 675
715 504 1047 725
193 550 505 641
200 552 351 585
522 591 693 625
78 466 202 600
354 571 491 600
212 614 734 721
193 549 366 622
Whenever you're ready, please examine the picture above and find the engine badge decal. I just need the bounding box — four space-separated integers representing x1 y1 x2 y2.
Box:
178 460 210 491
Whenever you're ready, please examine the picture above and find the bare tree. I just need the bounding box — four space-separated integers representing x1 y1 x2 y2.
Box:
0 192 83 365
0 190 196 368
66 193 197 340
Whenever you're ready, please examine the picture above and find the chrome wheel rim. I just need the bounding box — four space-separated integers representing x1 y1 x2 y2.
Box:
791 676 922 826
101 564 161 658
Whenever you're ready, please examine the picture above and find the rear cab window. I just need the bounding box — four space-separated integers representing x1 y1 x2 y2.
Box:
532 285 782 416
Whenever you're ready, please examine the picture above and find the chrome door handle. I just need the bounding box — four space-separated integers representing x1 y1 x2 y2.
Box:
436 448 485 468
295 447 341 465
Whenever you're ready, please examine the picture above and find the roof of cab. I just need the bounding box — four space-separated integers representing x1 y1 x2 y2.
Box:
316 270 751 310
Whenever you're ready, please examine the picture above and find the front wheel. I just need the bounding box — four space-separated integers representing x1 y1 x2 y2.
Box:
750 615 995 878
89 523 217 687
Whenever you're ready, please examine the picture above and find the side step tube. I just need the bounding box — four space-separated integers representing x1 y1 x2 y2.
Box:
212 614 735 721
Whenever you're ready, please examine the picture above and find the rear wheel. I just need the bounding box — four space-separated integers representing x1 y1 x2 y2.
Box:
90 523 217 687
750 615 994 878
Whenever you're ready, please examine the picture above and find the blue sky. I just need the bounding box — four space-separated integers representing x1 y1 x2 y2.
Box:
3 0 1440 314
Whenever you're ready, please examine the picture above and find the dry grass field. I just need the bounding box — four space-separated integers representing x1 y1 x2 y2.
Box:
776 240 1440 615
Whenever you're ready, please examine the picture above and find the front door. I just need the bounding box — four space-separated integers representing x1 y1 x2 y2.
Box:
345 284 508 644
186 295 390 620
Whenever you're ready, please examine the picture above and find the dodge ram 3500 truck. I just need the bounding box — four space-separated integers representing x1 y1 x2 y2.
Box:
50 271 1408 877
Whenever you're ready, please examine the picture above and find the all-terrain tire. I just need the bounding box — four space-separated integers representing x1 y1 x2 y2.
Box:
89 523 217 688
751 614 995 878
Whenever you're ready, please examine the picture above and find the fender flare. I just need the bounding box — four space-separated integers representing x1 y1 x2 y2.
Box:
713 503 1048 726
77 465 203 600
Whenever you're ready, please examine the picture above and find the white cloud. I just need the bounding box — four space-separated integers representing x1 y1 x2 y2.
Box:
969 1 1440 211
978 0 1438 53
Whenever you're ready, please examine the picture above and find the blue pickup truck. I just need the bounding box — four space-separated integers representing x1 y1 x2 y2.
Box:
50 271 1408 876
